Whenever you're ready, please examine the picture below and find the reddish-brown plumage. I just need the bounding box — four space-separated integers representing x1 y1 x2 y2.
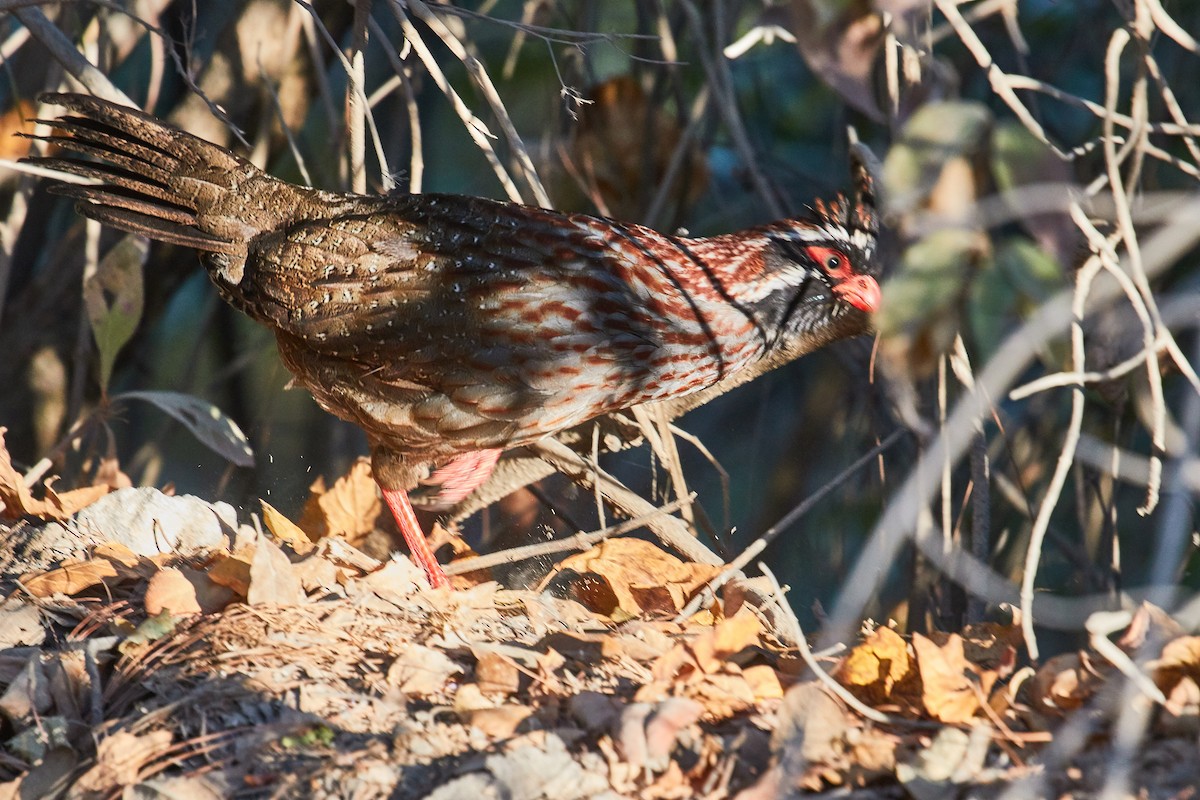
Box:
27 93 883 588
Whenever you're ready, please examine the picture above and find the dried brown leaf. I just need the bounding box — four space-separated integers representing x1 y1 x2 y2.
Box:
143 568 202 616
21 559 122 598
538 631 624 663
834 625 913 707
387 644 462 696
465 704 534 738
299 458 382 546
912 632 979 724
691 609 763 673
548 538 719 617
0 429 108 521
247 537 305 606
1030 653 1097 713
261 499 315 554
644 697 704 767
473 649 522 696
206 550 254 597
71 730 173 794
743 664 784 700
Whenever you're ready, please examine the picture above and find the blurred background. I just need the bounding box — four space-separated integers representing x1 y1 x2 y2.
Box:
1 0 1197 642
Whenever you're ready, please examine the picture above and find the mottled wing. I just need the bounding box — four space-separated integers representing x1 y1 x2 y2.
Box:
248 194 759 453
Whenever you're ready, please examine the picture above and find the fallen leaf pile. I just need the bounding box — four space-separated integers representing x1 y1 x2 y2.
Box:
2 460 1200 797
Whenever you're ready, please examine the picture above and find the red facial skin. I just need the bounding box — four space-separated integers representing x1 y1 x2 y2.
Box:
804 245 882 314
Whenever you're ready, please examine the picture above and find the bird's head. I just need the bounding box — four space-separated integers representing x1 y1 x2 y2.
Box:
735 153 883 355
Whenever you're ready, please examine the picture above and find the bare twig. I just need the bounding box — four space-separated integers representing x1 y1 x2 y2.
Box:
444 495 695 576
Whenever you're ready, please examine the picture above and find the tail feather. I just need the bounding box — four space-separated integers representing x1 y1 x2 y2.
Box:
31 126 175 184
35 157 189 213
37 93 242 173
77 205 240 252
22 93 283 258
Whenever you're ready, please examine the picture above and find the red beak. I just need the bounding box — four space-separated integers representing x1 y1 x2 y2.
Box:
832 274 881 314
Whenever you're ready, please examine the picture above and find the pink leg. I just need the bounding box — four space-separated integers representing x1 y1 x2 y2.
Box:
381 485 450 589
423 449 503 506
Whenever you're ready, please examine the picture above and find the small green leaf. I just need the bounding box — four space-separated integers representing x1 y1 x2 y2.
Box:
115 390 255 467
119 609 178 654
84 236 147 393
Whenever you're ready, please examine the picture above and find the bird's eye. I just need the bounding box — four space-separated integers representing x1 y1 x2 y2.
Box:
825 255 841 270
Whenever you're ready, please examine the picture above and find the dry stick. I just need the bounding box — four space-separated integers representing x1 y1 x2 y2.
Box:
674 430 906 623
443 494 694 576
668 422 732 538
678 0 784 218
1002 74 1200 136
294 1 393 190
529 437 723 567
1143 51 1200 166
939 357 952 558
968 428 990 625
388 4 525 204
406 0 550 208
1102 29 1166 517
1075 434 1200 495
1144 0 1199 53
934 0 1068 160
949 337 991 625
631 404 697 531
12 7 131 105
821 197 1200 649
643 85 711 230
366 17 423 192
261 65 314 188
348 0 372 195
1020 237 1097 662
1011 341 1162 399
297 11 340 144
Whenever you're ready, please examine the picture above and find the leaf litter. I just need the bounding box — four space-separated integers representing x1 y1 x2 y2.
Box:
1 454 1200 797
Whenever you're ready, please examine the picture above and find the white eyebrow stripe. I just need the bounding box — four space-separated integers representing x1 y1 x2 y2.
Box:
741 263 816 303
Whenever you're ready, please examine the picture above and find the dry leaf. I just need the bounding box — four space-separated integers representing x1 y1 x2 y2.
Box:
90 542 143 570
465 704 534 738
545 538 719 617
143 568 202 616
0 429 108 521
912 632 979 724
644 697 704 768
387 643 462 696
743 664 784 700
207 551 254 597
1029 653 1096 713
359 557 425 604
689 671 758 719
21 559 122 598
70 730 173 795
834 625 913 707
261 499 315 554
473 649 522 696
299 458 382 546
692 609 763 673
538 631 623 663
247 537 305 606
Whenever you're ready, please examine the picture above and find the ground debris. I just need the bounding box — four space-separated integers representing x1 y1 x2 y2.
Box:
3 494 1200 797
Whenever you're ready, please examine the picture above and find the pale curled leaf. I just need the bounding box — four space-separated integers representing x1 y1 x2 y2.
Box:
0 428 108 520
115 391 254 467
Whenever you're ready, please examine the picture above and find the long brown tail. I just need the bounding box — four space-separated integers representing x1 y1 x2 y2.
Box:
24 93 296 262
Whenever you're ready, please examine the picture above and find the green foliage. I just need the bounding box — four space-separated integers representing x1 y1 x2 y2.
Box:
84 235 146 395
